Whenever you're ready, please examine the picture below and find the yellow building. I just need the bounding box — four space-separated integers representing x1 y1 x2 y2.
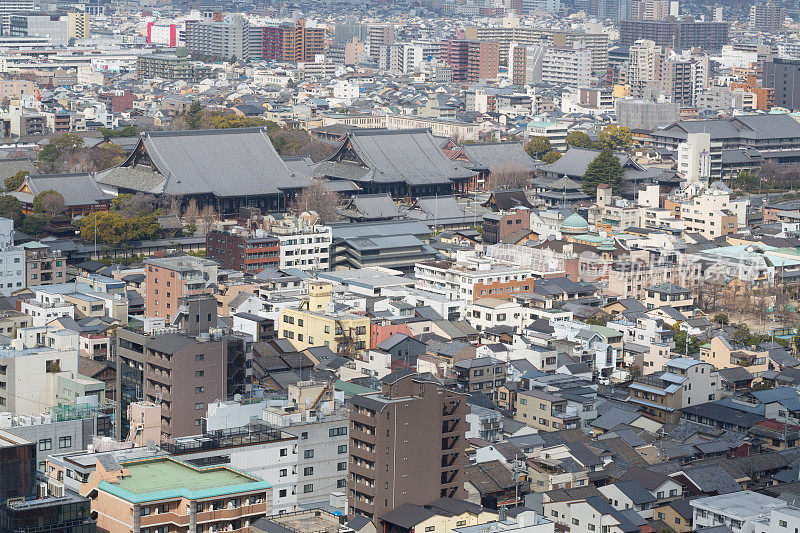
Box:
68 12 90 39
514 389 580 431
700 335 769 377
278 281 370 357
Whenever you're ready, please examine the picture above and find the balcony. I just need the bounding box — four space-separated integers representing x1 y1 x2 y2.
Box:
196 502 268 524
441 452 459 468
442 419 460 434
442 435 460 451
141 512 190 528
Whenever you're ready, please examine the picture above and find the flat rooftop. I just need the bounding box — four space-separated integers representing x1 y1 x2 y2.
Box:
100 457 270 503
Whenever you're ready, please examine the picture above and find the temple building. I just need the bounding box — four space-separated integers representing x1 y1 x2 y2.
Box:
314 129 476 198
95 128 308 215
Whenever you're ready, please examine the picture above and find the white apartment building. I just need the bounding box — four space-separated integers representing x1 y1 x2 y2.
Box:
541 43 593 87
628 39 662 87
265 216 332 272
0 346 80 416
20 294 74 327
0 217 24 296
677 133 720 183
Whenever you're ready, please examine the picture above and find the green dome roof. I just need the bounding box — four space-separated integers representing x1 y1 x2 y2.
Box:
562 213 589 233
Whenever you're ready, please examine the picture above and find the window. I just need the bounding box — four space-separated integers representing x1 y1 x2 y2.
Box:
195 386 204 394
338 444 347 454
588 525 596 531
781 521 788 528
572 519 580 526
195 403 204 410
303 484 313 493
425 528 435 532
280 448 288 457
304 467 314 476
280 469 287 477
337 461 347 471
279 489 287 498
552 511 558 518
195 370 204 378
658 513 665 519
304 449 314 459
329 426 347 437
39 439 52 451
301 432 308 439
337 479 346 488
58 436 71 448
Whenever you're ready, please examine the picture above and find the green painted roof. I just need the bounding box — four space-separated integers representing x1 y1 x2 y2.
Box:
335 379 375 396
99 458 271 503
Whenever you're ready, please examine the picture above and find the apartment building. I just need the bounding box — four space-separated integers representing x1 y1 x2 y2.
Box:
115 329 251 441
261 18 325 62
677 187 746 239
699 335 770 377
691 492 788 533
0 217 25 296
136 55 212 81
541 43 593 87
749 2 785 31
206 230 279 274
632 0 669 20
264 213 332 271
509 42 547 86
619 19 729 50
643 282 693 311
0 346 79 416
440 40 499 83
454 357 506 400
277 281 370 357
144 255 218 321
83 456 271 533
24 244 66 288
184 15 253 60
628 358 719 424
763 58 800 111
347 371 469 523
514 389 580 432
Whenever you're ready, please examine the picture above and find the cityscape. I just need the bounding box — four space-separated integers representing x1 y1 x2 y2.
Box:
0 0 800 532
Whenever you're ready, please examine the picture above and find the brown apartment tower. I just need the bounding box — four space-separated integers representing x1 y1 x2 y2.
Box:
347 371 469 524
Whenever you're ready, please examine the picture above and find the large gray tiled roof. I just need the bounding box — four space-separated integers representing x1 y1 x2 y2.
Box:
118 128 308 197
339 128 475 186
26 173 113 206
460 142 538 172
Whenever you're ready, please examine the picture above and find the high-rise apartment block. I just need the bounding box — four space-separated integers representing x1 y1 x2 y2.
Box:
632 0 669 19
347 371 469 523
619 19 729 51
440 40 499 82
144 255 218 321
185 15 253 60
749 2 785 31
261 18 325 63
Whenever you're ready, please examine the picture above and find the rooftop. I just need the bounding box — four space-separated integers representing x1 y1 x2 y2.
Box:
99 457 270 503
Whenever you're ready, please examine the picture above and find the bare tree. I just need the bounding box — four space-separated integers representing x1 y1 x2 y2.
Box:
116 193 157 218
489 163 531 190
290 179 342 223
183 198 201 225
199 204 218 235
34 192 66 216
160 195 184 216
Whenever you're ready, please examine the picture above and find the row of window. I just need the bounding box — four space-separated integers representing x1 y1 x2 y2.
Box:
39 436 72 450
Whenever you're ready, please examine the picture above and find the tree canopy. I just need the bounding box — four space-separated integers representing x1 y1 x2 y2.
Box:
524 136 553 160
4 170 28 192
542 150 562 164
582 147 623 197
565 131 595 149
0 196 23 224
33 190 66 216
80 211 162 245
596 125 632 151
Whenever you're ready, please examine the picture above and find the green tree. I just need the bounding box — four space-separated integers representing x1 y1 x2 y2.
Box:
524 136 552 160
98 125 138 139
32 190 65 216
673 324 701 354
596 125 632 151
582 147 623 197
565 131 595 149
4 170 28 191
628 365 642 380
80 211 161 245
713 313 729 325
0 196 23 223
186 101 204 130
542 150 562 164
38 134 84 164
20 214 49 237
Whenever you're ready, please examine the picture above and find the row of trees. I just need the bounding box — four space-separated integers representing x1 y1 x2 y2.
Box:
37 133 128 174
174 103 337 161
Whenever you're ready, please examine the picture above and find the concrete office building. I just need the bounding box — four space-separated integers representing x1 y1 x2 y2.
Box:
348 371 469 524
764 58 800 111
